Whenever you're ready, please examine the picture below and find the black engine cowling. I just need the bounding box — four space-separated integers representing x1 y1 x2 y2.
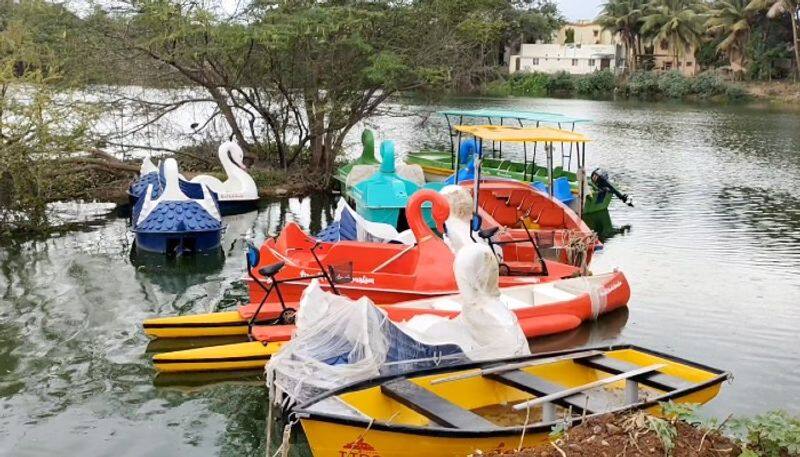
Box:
591 168 633 207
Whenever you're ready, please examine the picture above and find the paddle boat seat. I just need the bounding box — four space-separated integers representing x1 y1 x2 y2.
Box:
259 261 285 278
486 369 601 415
381 378 495 429
553 177 574 204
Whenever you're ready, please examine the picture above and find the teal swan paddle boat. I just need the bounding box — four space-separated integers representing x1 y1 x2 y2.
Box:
350 140 443 230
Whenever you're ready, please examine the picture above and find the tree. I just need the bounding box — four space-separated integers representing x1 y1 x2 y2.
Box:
641 0 708 68
707 0 754 79
598 0 648 71
747 0 800 79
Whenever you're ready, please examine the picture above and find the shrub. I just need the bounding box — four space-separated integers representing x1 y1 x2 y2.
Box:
507 72 550 97
626 70 659 97
732 411 800 457
574 70 616 96
657 70 692 98
546 71 575 92
724 83 748 100
691 71 727 97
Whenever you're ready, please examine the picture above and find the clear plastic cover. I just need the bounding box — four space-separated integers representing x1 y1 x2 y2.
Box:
266 244 530 406
335 199 414 245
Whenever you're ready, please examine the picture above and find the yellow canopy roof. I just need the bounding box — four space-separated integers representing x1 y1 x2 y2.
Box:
454 125 590 143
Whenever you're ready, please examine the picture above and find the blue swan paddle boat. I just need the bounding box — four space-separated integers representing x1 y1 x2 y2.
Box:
128 141 259 215
132 158 223 254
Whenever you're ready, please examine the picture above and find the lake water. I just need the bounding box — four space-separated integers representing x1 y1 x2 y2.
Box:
1 97 799 456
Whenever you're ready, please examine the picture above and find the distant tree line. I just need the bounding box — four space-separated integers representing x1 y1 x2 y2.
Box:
597 0 800 80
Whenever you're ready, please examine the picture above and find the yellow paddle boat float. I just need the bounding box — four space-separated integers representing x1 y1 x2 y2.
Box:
292 345 729 457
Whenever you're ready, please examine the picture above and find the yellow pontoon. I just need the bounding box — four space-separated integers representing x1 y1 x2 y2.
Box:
294 345 729 457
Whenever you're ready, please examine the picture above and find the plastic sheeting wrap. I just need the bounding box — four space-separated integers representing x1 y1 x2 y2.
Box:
399 243 529 360
396 163 426 187
334 199 415 245
440 185 476 253
266 280 466 406
266 244 530 406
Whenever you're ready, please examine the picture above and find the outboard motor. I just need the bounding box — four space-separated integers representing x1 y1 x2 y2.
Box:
591 168 633 207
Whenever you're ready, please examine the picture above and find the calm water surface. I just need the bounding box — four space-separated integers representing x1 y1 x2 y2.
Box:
1 98 799 456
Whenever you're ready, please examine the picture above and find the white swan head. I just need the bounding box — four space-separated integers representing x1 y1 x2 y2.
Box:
219 141 247 171
440 185 473 222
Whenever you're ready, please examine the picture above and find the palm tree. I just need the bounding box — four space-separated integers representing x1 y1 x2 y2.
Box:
747 0 800 78
707 0 753 79
641 0 708 69
597 0 648 71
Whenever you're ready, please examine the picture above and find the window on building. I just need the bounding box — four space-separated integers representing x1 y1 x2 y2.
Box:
515 58 521 71
664 61 673 70
532 58 539 65
588 59 596 66
593 30 599 37
686 61 693 67
660 40 669 51
572 59 578 66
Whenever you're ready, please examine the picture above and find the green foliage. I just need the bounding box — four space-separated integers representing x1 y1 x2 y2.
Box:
574 70 617 96
691 71 729 96
645 415 678 455
0 9 97 234
547 71 575 92
731 411 800 456
627 70 661 96
657 70 693 97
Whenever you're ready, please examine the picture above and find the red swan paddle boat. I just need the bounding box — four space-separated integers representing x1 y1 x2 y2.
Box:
245 189 580 307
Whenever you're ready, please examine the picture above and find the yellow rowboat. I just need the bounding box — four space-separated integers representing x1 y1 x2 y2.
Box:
152 341 286 373
293 345 729 457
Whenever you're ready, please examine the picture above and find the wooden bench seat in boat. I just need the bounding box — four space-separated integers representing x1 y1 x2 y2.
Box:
485 370 602 414
380 378 496 430
575 355 692 392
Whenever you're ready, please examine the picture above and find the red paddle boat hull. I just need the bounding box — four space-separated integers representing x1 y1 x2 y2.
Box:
246 270 630 343
247 189 581 306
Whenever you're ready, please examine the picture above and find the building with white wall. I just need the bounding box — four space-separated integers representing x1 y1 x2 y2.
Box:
509 43 623 75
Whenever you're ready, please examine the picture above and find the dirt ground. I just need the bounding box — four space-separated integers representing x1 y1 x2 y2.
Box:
480 412 741 457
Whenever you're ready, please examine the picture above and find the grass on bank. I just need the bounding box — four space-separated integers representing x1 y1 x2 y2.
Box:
484 69 749 100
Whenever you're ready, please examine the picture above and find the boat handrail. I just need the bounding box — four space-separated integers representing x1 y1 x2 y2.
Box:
512 364 667 411
371 238 426 273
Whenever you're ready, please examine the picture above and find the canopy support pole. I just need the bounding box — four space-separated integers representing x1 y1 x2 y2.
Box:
579 142 586 219
445 114 454 170
547 142 554 198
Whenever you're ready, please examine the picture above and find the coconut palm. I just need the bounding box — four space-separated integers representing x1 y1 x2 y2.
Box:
747 0 800 78
597 0 648 71
707 0 754 78
641 0 708 69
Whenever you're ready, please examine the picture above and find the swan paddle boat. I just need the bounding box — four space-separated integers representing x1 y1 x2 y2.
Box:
332 129 380 189
349 140 443 229
132 158 223 254
190 141 260 215
127 155 160 206
293 344 729 457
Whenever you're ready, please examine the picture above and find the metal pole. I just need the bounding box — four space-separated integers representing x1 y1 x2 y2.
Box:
454 130 462 184
474 137 483 221
579 142 586 219
547 142 554 197
445 114 455 171
499 117 504 159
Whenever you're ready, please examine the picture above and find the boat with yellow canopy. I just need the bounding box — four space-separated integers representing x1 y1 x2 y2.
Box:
448 123 631 216
293 345 729 457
